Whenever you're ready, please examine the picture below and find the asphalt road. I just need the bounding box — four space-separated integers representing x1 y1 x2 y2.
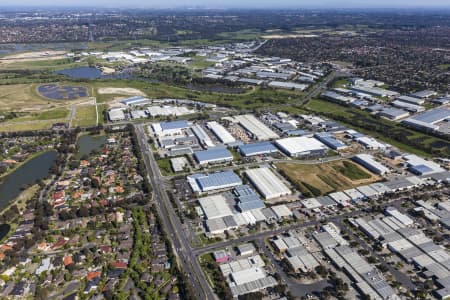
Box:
134 124 215 300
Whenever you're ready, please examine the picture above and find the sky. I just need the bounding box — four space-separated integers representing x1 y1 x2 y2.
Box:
1 0 449 9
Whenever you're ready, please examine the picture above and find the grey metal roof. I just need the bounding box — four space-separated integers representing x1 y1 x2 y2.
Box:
238 142 278 157
194 147 233 163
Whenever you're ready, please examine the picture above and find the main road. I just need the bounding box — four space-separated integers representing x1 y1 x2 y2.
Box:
134 124 215 300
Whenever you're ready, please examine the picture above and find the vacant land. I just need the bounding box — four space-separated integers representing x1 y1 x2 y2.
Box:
97 87 146 96
276 159 380 196
72 105 97 127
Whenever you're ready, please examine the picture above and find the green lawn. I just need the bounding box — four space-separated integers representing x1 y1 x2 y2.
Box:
333 161 372 180
72 105 97 127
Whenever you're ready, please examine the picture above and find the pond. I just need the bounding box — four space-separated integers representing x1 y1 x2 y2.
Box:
0 224 10 241
0 151 57 211
56 67 132 80
77 134 107 158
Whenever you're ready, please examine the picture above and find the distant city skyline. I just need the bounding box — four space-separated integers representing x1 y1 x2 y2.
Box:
1 0 450 9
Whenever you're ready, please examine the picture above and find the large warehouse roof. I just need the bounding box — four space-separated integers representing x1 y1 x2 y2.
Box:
353 154 390 175
245 167 291 200
234 185 266 212
194 147 233 164
188 171 242 192
275 136 328 156
238 142 278 157
199 194 234 220
207 121 236 144
235 114 279 141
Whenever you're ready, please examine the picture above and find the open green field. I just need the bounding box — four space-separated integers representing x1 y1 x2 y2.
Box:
276 159 380 196
72 105 97 127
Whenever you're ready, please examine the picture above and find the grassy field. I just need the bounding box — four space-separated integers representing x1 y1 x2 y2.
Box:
0 58 86 71
72 105 97 127
276 159 380 196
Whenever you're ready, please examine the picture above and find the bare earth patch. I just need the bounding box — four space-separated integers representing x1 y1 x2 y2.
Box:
0 50 67 64
97 87 146 96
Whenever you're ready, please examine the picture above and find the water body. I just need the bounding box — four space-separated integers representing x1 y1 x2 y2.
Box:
77 134 107 158
0 151 57 211
56 67 132 80
0 224 10 241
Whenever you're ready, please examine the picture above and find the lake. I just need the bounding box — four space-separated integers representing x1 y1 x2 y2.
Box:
0 224 11 241
77 134 107 158
56 67 132 80
0 151 57 211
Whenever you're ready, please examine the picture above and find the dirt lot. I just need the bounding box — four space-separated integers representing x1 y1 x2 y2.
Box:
97 87 146 96
276 159 381 196
0 50 67 64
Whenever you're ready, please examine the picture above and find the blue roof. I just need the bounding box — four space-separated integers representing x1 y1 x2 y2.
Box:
194 147 233 163
314 133 346 150
411 108 450 124
234 185 266 211
238 142 278 157
409 164 434 175
196 171 242 190
160 120 189 131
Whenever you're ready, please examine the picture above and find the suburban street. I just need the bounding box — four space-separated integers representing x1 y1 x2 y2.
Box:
134 124 216 300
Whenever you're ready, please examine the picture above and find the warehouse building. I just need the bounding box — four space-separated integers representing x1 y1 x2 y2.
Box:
314 133 348 150
146 106 194 117
355 136 388 150
238 142 278 157
378 107 410 120
191 124 215 148
353 154 390 175
404 154 445 175
275 136 329 158
108 108 126 122
170 157 188 172
120 96 151 106
402 107 450 133
245 167 291 200
152 120 190 137
391 100 425 113
396 95 425 105
268 81 308 91
198 194 234 220
193 147 233 165
188 171 242 193
234 185 266 212
235 114 279 141
206 121 236 144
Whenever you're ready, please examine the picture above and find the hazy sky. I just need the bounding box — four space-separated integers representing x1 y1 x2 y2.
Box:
1 0 449 9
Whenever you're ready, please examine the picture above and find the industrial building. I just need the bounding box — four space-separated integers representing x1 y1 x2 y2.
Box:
396 95 425 105
268 81 308 91
391 100 425 113
120 96 151 106
355 136 388 150
237 142 278 157
152 120 190 137
245 167 291 200
403 154 445 175
108 109 126 122
188 171 242 193
275 136 329 157
378 107 410 120
193 147 233 165
206 121 236 144
191 124 215 148
313 133 348 150
219 255 277 297
146 106 194 117
402 107 450 133
198 194 234 220
353 154 390 175
234 185 266 212
170 157 188 172
234 114 279 141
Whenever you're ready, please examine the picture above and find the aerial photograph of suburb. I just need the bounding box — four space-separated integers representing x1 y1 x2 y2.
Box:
0 0 449 299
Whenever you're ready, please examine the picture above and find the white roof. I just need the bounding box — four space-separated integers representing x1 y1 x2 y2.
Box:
271 204 293 218
245 167 291 199
198 194 233 220
275 136 328 156
207 121 236 144
301 198 322 209
356 136 387 149
235 114 279 140
329 191 351 206
231 267 266 285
